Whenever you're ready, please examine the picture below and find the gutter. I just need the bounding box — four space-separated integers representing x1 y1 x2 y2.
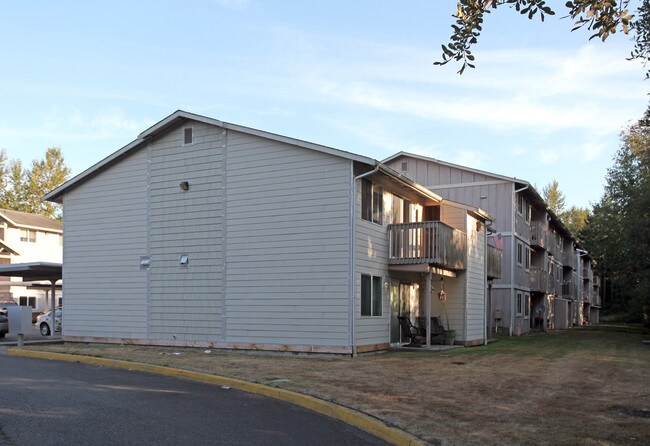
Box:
349 164 380 357
510 183 529 336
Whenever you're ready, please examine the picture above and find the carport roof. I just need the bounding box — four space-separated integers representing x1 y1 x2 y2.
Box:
0 262 62 282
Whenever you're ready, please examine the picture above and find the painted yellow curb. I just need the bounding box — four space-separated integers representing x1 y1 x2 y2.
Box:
7 349 426 446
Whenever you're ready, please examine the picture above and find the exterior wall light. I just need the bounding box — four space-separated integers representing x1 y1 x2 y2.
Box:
180 181 190 191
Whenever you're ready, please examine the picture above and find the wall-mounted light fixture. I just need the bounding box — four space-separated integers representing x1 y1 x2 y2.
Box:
139 256 151 270
179 255 189 269
179 181 190 191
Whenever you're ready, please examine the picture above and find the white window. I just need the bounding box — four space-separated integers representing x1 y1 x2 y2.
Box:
517 194 524 216
183 127 193 146
525 247 531 271
361 274 382 317
524 293 531 319
20 229 36 243
525 204 531 224
516 292 523 316
516 241 523 266
400 161 408 172
361 179 382 225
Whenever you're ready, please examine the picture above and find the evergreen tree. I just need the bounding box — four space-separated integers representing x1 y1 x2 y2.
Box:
582 115 650 323
0 147 70 220
542 178 567 216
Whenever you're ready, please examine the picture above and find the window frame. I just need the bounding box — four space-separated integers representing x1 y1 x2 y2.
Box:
361 179 383 225
517 194 524 216
20 229 36 243
525 246 531 271
516 241 523 266
524 293 531 319
183 126 194 146
516 291 523 316
361 274 383 317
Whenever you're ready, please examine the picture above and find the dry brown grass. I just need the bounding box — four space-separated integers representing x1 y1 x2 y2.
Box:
22 325 650 446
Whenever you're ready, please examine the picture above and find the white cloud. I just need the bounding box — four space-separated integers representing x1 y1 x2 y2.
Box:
90 109 140 136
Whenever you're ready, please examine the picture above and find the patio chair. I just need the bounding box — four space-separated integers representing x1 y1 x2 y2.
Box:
431 317 446 345
397 316 424 347
416 316 446 344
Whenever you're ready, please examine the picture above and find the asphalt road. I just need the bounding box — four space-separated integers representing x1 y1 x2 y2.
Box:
0 353 388 446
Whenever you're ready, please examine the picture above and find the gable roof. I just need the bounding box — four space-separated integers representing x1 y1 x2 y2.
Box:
383 151 528 186
0 209 62 233
44 110 377 203
384 151 577 241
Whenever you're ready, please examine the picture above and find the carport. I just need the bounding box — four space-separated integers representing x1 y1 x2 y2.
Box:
0 262 62 338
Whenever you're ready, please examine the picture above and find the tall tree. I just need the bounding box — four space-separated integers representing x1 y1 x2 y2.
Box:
562 205 590 237
23 147 70 219
0 147 70 220
2 159 29 212
437 1 647 76
582 113 650 323
542 178 567 216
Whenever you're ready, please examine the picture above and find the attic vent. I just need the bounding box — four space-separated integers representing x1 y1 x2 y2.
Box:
183 127 193 145
401 161 408 172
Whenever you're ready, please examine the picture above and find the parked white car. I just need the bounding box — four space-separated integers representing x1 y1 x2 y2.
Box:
37 308 62 336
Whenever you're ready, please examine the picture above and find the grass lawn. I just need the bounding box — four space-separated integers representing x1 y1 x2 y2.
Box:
18 324 650 445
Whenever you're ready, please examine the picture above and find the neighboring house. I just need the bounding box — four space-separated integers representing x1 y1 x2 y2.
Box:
0 209 63 311
382 152 599 336
44 110 500 354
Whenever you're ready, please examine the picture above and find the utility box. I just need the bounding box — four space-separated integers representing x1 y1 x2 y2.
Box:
7 306 32 336
494 309 503 320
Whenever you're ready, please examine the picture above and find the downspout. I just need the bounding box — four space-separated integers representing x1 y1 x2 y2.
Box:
484 219 492 345
511 183 529 336
350 164 380 357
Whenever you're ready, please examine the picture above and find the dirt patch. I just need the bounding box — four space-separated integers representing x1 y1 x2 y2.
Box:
20 326 650 445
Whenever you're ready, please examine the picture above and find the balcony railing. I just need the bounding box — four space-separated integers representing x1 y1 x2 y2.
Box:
593 276 601 287
530 221 547 248
563 249 575 269
562 281 577 300
388 221 467 270
487 245 503 279
530 267 550 293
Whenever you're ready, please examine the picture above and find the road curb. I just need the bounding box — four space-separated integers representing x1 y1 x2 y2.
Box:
7 348 426 446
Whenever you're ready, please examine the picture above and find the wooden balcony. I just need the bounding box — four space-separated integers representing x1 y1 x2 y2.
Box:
487 245 503 279
530 221 547 248
563 250 575 269
530 267 550 293
388 221 466 270
562 281 577 300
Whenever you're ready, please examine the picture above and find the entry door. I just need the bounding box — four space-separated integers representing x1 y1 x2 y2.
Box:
390 281 418 344
390 282 400 343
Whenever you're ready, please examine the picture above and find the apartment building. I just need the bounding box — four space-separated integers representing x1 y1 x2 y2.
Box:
44 110 500 354
0 209 63 311
383 152 599 335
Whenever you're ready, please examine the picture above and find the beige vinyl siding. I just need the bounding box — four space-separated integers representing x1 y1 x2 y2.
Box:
465 214 486 342
224 130 351 347
355 185 390 347
148 122 223 341
62 147 149 338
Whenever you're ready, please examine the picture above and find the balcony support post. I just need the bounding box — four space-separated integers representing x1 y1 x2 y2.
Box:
425 270 432 348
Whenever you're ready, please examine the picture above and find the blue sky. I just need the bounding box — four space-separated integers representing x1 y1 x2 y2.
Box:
0 1 646 209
